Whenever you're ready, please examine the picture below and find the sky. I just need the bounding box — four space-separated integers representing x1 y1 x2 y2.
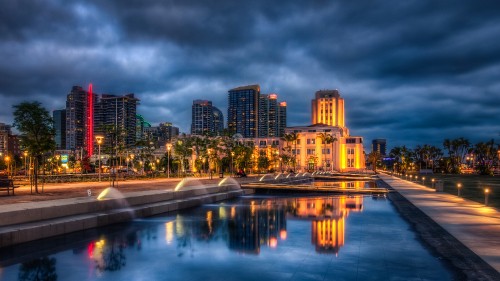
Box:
1 0 499 150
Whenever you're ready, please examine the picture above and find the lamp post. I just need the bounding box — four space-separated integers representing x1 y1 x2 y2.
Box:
5 155 10 178
457 183 462 197
96 136 104 182
231 151 235 175
23 151 28 177
485 188 490 206
167 143 172 178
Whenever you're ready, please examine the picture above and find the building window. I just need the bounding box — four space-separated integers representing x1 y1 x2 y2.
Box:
346 138 356 144
307 139 316 145
347 148 355 155
293 149 300 155
296 139 301 145
347 159 354 168
307 149 315 155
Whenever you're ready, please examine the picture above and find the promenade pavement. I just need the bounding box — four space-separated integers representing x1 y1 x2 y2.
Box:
378 173 500 273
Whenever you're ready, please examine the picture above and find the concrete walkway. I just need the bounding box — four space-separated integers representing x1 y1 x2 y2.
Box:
379 173 500 273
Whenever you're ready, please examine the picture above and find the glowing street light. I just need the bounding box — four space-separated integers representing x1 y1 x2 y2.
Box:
231 151 235 175
457 183 462 197
4 155 10 178
96 136 104 182
485 188 490 206
166 143 172 178
431 178 435 189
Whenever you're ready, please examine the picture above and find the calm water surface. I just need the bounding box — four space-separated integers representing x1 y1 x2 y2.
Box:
0 195 455 281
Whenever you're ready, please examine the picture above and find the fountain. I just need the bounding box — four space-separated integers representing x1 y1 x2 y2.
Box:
218 177 242 192
174 178 209 196
259 174 274 182
96 187 134 219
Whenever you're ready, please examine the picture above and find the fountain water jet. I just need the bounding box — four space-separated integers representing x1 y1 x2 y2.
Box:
218 177 242 192
174 178 209 196
96 187 135 219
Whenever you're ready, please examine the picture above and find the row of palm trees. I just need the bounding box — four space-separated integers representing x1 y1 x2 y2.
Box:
389 137 499 175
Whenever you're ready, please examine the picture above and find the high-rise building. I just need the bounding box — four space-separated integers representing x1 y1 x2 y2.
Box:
228 85 287 138
371 139 387 156
136 114 151 142
228 85 260 138
191 100 214 135
53 109 66 150
311 90 345 127
145 122 180 148
278 102 287 137
94 93 139 150
0 123 11 156
212 106 224 136
191 100 225 136
258 94 287 137
66 85 96 153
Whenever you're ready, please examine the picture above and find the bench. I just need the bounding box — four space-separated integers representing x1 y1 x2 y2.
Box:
0 179 17 195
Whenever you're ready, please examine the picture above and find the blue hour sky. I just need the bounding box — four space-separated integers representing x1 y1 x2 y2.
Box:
0 0 499 149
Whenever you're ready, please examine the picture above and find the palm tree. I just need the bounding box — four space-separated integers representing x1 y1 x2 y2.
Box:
367 151 382 172
283 132 299 172
325 134 337 171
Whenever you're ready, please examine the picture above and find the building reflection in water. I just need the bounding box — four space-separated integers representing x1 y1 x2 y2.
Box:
84 194 364 269
289 196 363 254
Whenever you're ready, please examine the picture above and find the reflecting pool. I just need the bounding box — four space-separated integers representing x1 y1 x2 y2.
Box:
0 195 456 281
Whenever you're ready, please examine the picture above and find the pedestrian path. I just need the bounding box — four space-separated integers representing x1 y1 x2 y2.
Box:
378 173 500 273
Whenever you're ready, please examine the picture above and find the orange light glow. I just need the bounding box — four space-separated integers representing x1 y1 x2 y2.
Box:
269 237 278 248
280 230 287 240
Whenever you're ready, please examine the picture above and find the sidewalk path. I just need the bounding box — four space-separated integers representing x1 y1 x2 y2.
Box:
379 173 500 273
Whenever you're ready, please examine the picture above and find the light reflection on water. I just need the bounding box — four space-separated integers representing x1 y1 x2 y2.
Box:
0 194 455 281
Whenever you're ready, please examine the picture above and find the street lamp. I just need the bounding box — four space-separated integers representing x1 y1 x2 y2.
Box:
231 151 235 175
457 183 462 197
4 155 10 178
166 143 172 178
485 188 490 206
96 136 104 182
23 151 28 177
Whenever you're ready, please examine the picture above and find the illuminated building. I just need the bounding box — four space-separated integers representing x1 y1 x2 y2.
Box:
94 93 139 150
145 122 180 148
191 100 224 136
371 139 387 156
228 85 287 138
0 123 10 156
283 89 365 172
258 94 287 138
228 85 260 138
53 109 66 150
311 89 345 127
66 85 96 154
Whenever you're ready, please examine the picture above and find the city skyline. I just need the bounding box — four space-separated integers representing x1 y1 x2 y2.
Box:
1 1 499 149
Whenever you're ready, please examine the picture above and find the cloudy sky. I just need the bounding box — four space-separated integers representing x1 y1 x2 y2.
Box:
1 0 499 150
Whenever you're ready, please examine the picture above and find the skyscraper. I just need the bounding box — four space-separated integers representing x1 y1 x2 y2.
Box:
228 85 260 138
53 109 66 150
66 85 96 153
311 90 345 127
212 106 224 136
94 93 139 150
191 100 214 135
258 94 287 137
0 123 11 156
191 100 225 136
371 139 387 156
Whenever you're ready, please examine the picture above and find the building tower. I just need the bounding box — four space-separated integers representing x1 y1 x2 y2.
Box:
94 93 139 150
311 90 345 127
371 139 387 156
0 123 11 156
191 100 214 135
53 109 66 150
66 86 93 152
228 85 260 138
212 106 224 136
278 102 287 137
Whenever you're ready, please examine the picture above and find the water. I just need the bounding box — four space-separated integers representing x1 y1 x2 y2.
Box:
0 195 455 281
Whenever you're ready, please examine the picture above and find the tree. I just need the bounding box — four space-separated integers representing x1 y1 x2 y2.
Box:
473 139 497 175
367 151 382 172
283 132 299 172
13 102 56 193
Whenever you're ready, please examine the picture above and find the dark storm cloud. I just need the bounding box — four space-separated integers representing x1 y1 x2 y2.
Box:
0 0 499 150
